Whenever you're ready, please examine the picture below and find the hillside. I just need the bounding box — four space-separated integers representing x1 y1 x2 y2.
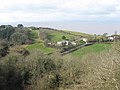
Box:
38 28 91 42
0 25 119 90
26 27 113 56
71 43 112 58
26 27 94 54
0 25 112 56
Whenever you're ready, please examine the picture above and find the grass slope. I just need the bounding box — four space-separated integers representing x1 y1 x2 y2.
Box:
26 43 55 54
36 28 93 42
39 29 75 42
47 31 75 42
71 43 111 58
65 30 92 38
27 29 55 54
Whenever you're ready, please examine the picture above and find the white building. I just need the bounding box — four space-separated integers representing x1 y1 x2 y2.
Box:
57 42 63 46
82 38 88 43
71 42 77 46
108 37 114 41
57 41 76 46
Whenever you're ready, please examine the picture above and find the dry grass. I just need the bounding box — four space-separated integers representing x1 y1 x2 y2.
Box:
61 43 120 90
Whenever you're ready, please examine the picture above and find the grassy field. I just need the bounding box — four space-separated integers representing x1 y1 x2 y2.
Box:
71 43 112 58
31 28 93 42
47 31 75 42
65 30 93 38
48 30 93 42
27 29 56 54
39 29 76 42
26 43 55 54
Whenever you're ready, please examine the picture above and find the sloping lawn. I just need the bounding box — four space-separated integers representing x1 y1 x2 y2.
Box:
64 30 93 38
71 43 111 58
26 43 55 54
39 29 75 42
47 31 75 42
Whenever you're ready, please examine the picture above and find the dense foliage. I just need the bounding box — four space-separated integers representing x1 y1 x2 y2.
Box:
11 32 28 45
0 25 30 45
0 40 9 58
0 25 15 40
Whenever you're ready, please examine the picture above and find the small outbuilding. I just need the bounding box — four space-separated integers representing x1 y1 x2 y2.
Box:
82 38 88 43
57 40 76 46
108 35 120 41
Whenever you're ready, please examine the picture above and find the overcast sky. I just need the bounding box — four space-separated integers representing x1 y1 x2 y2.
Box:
0 0 120 34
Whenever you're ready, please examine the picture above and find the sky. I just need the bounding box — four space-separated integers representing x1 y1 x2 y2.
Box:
0 0 120 34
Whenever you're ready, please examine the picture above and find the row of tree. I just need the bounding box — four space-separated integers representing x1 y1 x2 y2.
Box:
0 24 31 45
0 24 32 58
0 25 15 40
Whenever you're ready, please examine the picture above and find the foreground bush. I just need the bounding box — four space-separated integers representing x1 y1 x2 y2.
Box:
0 51 63 90
64 43 120 90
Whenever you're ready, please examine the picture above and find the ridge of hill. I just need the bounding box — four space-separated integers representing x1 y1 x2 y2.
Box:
30 27 93 42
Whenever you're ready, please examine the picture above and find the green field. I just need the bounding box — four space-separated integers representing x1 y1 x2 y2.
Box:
48 30 93 42
31 28 93 42
30 29 74 42
26 43 55 54
65 30 93 38
71 43 111 58
47 31 75 42
39 29 76 42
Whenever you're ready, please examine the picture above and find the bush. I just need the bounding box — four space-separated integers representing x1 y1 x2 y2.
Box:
0 54 24 90
11 32 28 45
0 40 9 57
